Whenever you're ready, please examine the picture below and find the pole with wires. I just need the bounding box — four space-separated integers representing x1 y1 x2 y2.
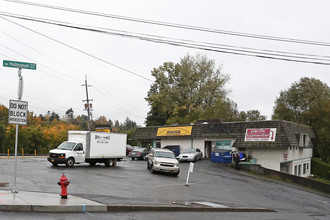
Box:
82 75 93 132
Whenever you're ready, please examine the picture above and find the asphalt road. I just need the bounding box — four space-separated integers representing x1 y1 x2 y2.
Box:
0 157 329 219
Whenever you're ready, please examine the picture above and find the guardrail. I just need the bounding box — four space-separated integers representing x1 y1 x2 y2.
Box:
0 149 47 159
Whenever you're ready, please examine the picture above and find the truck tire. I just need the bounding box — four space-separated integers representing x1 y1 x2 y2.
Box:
66 158 75 167
89 162 96 166
105 159 116 167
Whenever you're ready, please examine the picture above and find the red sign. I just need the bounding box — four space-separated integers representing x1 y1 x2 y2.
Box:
284 153 288 161
244 128 276 141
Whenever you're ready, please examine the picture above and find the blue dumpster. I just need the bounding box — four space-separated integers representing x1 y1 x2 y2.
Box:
211 150 232 163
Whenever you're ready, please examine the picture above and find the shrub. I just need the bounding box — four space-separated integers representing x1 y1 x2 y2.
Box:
312 158 330 180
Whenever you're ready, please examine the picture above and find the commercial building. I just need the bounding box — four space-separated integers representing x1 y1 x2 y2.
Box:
132 119 315 177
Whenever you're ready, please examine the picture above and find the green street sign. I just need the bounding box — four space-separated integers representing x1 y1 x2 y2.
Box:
3 60 36 70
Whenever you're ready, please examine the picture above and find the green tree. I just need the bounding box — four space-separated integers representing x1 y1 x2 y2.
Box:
65 108 74 122
145 54 233 125
272 77 330 162
0 105 8 153
49 111 60 122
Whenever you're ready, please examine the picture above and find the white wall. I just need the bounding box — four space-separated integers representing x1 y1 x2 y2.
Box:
251 148 285 171
160 138 206 156
251 147 312 176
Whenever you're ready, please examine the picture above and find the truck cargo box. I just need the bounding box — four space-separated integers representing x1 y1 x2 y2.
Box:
88 132 126 158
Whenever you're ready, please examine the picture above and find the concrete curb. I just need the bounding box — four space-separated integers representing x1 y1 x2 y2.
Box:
0 204 275 213
0 204 108 212
106 204 275 213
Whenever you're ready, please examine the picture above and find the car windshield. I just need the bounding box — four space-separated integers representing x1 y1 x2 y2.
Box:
182 149 195 154
155 151 175 159
57 142 76 150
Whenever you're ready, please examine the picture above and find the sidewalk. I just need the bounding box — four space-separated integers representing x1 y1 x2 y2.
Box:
0 190 275 213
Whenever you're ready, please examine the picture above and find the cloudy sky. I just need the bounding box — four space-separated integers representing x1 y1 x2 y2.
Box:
1 0 329 126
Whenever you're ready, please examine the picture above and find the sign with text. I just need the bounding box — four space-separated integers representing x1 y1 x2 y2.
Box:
157 126 192 136
8 100 28 125
3 60 36 70
244 128 276 141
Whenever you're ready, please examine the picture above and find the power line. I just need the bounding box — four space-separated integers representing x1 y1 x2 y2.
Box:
0 15 154 82
0 30 147 115
6 0 330 47
1 12 329 65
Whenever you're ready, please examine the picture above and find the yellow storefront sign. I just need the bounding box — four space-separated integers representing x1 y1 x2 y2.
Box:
95 128 111 133
157 126 192 136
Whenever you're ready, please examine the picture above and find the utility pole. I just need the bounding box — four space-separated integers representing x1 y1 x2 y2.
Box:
82 75 93 132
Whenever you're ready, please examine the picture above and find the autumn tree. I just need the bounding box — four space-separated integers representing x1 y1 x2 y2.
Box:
146 54 235 125
272 77 330 162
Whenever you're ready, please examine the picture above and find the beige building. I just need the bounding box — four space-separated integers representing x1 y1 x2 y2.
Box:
133 119 315 177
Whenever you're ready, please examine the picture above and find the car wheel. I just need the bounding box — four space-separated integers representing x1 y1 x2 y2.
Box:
174 170 180 176
52 162 58 166
147 162 150 169
149 164 155 174
131 157 135 160
66 158 74 167
193 157 197 162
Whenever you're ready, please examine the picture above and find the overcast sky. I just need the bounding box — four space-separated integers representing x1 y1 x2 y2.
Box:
1 0 329 126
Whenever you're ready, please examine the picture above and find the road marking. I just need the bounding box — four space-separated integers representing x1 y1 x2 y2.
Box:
194 201 228 208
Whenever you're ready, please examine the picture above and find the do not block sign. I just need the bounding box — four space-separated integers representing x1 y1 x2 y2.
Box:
9 100 28 125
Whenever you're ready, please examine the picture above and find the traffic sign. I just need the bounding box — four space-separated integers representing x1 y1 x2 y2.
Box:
8 100 28 125
3 60 36 70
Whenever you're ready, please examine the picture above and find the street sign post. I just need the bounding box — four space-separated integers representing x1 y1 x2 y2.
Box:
3 60 36 70
3 60 36 193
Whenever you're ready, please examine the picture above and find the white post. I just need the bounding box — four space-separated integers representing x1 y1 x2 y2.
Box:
185 162 194 186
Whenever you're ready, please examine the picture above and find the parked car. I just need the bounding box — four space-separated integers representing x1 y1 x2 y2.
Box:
126 145 134 156
128 148 149 160
177 148 203 162
147 148 180 176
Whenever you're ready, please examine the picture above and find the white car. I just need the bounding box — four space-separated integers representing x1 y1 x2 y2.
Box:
147 148 180 176
177 148 203 162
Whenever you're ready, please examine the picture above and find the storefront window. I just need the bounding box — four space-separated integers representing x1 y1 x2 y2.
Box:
214 140 231 151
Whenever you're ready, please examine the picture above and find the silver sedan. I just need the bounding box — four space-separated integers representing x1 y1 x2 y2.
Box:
177 148 203 162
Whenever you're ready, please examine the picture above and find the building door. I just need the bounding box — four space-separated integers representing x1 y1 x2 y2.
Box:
280 163 289 174
204 141 211 158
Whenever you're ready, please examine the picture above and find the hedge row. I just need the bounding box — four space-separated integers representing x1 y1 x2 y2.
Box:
311 158 330 180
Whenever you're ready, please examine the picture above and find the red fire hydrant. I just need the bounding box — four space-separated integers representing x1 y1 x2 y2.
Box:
57 173 70 199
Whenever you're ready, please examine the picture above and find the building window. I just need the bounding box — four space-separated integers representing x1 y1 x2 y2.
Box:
298 164 301 176
294 165 298 176
299 133 310 147
215 140 231 151
303 163 306 174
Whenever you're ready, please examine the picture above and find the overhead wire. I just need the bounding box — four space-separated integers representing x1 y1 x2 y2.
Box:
6 0 330 47
0 12 329 65
0 15 154 82
0 23 148 120
0 29 148 114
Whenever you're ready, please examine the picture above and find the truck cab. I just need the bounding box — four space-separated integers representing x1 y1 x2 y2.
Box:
48 141 85 167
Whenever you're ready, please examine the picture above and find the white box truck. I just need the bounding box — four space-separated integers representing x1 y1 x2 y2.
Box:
47 131 126 167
